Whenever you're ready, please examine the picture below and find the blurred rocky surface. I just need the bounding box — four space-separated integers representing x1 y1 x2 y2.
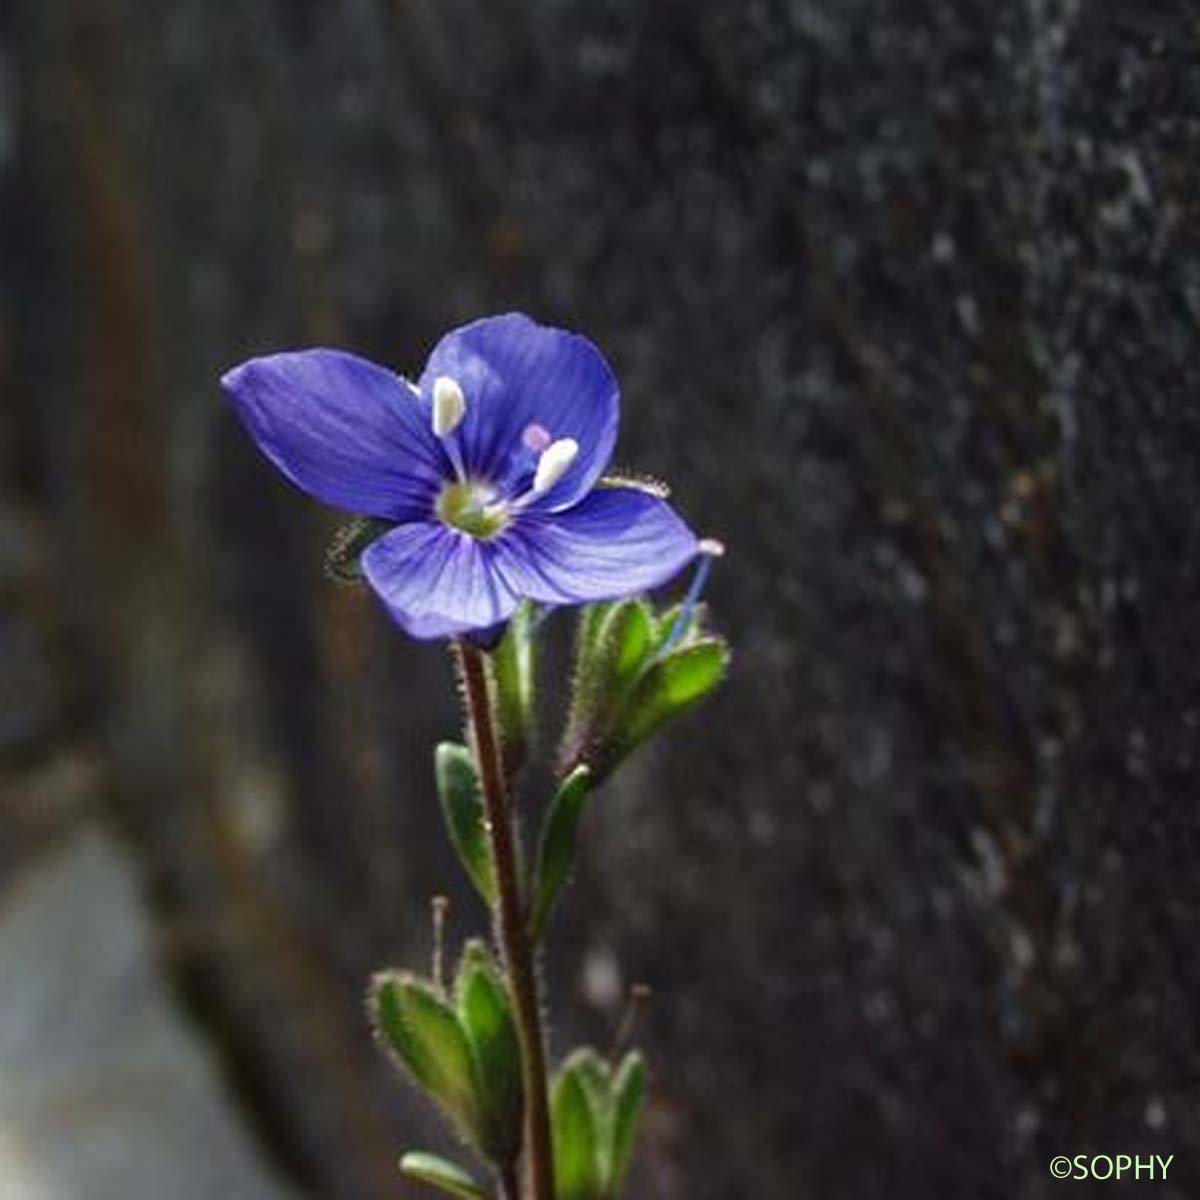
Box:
0 829 294 1200
5 2 1200 1198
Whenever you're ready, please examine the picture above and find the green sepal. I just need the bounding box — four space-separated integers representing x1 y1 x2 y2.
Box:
608 601 654 690
323 516 395 582
398 1152 488 1199
368 972 485 1147
649 601 708 655
492 601 537 776
530 766 594 940
435 743 496 905
609 638 730 763
455 940 524 1163
552 1054 603 1200
609 1052 647 1194
583 600 654 695
597 473 670 498
562 601 654 768
576 602 615 677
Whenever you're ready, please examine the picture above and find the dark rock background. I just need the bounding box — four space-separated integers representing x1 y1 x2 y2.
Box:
4 1 1200 1197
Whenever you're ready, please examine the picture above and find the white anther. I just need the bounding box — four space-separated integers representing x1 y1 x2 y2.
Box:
532 437 579 495
432 375 466 437
698 537 726 558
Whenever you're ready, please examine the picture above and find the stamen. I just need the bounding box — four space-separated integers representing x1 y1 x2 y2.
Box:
484 434 581 523
438 480 508 539
431 375 467 480
432 375 466 437
532 437 579 496
658 537 725 657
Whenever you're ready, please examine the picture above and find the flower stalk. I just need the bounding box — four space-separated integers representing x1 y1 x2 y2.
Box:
499 1164 521 1200
456 639 556 1200
224 314 729 1199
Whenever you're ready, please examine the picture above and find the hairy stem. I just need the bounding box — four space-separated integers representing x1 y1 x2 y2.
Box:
456 640 555 1200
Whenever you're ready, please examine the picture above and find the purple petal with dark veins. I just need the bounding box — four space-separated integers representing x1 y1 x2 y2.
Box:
418 314 619 510
222 349 448 520
361 521 520 639
495 487 698 603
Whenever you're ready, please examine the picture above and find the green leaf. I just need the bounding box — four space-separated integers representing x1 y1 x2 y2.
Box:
568 1047 613 1119
548 1047 646 1198
369 973 484 1146
530 766 594 940
564 1050 615 1191
399 1152 488 1199
493 602 537 776
609 1052 647 1195
455 941 523 1163
435 743 496 905
612 639 730 758
552 1058 603 1200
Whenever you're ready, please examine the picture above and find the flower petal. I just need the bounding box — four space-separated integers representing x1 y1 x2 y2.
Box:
418 314 619 510
222 349 447 519
495 488 698 604
361 522 520 639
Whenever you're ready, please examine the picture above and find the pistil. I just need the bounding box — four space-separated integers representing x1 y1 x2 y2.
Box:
658 537 725 655
437 480 509 539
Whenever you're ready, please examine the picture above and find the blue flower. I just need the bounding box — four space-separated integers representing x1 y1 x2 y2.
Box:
222 313 699 640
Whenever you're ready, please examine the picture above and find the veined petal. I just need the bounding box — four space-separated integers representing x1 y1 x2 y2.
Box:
418 314 619 510
496 488 698 604
361 522 520 639
222 349 447 520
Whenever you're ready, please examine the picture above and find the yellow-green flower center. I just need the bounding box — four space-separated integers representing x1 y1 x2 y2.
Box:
437 480 509 539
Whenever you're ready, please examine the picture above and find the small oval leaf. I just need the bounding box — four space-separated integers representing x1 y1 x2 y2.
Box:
609 1052 647 1195
435 743 496 905
568 1048 613 1122
369 972 484 1146
455 940 524 1163
493 601 537 776
561 1050 614 1191
399 1151 488 1199
530 766 594 940
552 1060 602 1200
